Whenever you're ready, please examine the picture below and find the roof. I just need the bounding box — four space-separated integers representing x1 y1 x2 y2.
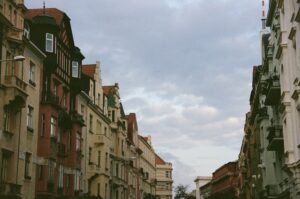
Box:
82 64 96 79
102 85 115 95
155 153 166 165
25 8 66 26
127 113 138 141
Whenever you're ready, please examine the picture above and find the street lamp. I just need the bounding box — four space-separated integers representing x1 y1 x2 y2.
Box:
0 55 26 62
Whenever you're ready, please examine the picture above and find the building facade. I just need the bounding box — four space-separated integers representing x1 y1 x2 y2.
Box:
138 136 156 198
155 154 173 199
25 8 85 199
79 62 111 199
194 176 211 199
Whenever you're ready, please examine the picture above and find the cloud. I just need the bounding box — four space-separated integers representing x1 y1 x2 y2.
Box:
26 0 260 190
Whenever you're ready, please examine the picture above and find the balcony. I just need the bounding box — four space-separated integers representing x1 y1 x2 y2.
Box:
265 76 281 105
267 125 284 151
0 182 22 196
70 110 85 126
42 92 59 106
57 143 67 157
88 163 100 175
94 134 105 145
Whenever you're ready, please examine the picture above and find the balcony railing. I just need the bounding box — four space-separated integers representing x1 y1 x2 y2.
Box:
265 75 281 105
4 75 27 92
0 182 21 195
94 134 105 145
42 92 59 106
70 110 85 126
267 125 283 151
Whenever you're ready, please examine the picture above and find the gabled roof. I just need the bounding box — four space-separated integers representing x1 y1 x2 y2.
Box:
82 64 96 79
25 8 66 26
155 153 166 165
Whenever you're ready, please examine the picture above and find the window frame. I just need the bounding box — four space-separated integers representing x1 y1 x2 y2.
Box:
45 33 54 53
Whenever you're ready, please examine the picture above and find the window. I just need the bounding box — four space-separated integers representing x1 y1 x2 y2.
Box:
165 171 169 178
62 90 67 107
115 164 119 177
0 153 9 183
104 127 107 136
29 61 35 85
48 160 55 182
74 170 81 191
105 183 107 199
58 165 64 188
98 93 101 107
89 147 92 164
97 183 100 196
27 106 34 130
3 106 10 132
53 83 58 96
72 61 79 78
97 120 101 134
46 33 54 52
105 153 108 169
89 114 93 132
76 133 81 151
112 110 115 122
24 153 31 179
41 114 45 136
50 117 57 137
97 151 101 168
37 165 43 180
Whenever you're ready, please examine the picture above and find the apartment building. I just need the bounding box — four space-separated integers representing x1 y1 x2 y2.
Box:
0 1 45 198
79 62 111 199
138 136 156 198
103 84 129 199
127 113 143 199
155 154 173 199
25 8 85 198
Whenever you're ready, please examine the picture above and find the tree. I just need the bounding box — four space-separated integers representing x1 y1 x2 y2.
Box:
174 184 188 199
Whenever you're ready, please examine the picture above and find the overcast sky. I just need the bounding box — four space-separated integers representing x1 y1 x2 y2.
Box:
27 0 262 192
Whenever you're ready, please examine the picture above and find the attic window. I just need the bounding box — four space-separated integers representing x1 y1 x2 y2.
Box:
72 61 79 78
45 33 54 52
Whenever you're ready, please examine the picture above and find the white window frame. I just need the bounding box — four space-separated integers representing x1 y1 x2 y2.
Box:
50 116 57 137
72 61 79 78
46 33 54 52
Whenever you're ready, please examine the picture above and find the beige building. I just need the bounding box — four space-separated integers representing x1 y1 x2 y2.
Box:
0 1 46 199
138 135 156 198
79 61 112 199
103 83 129 199
155 154 173 199
126 113 143 199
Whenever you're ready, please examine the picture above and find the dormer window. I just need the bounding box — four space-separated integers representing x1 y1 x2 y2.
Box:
24 23 30 39
46 33 54 52
72 61 79 78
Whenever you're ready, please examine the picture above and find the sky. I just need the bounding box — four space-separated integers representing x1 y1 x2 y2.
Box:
27 0 262 192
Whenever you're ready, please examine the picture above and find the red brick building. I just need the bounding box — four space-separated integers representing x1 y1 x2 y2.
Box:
210 161 239 199
25 8 85 199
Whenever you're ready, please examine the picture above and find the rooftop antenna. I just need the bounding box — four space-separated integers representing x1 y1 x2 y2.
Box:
261 0 266 29
43 1 46 15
